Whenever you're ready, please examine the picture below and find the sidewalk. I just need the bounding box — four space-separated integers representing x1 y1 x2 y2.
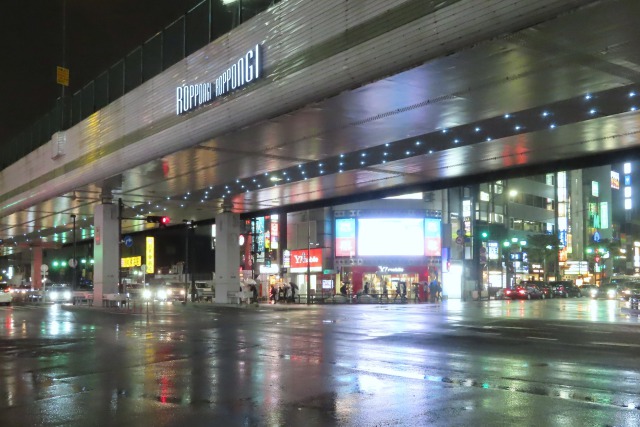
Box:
59 296 447 317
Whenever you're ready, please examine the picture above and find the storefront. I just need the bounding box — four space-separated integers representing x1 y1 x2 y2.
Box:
334 212 442 299
287 248 334 297
339 264 431 299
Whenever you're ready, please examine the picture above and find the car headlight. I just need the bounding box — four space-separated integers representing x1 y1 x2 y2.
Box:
607 289 616 298
50 291 59 300
63 291 71 300
143 289 152 299
590 289 598 297
157 290 167 299
180 289 185 295
166 289 173 295
624 290 631 295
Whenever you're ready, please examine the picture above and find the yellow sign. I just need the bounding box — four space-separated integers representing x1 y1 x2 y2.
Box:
56 66 70 87
146 237 155 274
121 256 141 268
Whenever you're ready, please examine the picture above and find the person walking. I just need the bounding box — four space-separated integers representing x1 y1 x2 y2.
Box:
394 281 401 302
429 276 439 303
250 283 258 304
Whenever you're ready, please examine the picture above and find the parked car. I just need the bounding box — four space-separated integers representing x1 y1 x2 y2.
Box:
126 283 147 300
552 281 583 298
72 282 94 303
630 292 640 310
195 282 215 301
0 283 13 305
535 282 554 299
11 284 31 295
504 284 545 300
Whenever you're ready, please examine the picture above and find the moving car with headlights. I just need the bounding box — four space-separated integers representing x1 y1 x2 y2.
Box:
552 280 583 298
617 282 640 301
0 283 13 305
589 284 619 299
155 282 186 302
47 284 73 303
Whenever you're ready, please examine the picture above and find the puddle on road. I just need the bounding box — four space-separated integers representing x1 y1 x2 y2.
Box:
421 371 640 410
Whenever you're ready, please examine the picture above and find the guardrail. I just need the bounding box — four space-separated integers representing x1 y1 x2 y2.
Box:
2 0 283 170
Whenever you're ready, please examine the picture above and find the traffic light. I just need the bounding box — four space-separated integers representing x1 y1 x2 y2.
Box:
477 227 489 240
147 216 170 227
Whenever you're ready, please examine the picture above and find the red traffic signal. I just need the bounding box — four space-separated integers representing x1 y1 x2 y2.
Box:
147 216 170 227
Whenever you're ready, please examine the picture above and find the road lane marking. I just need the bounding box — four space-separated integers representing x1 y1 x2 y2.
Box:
590 342 640 348
526 337 558 341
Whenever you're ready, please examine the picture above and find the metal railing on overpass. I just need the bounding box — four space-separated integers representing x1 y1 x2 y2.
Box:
1 0 283 171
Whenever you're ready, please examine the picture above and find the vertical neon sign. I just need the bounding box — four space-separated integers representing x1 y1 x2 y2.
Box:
146 237 155 274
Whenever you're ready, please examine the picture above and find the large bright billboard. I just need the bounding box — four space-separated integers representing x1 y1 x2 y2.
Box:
357 218 425 256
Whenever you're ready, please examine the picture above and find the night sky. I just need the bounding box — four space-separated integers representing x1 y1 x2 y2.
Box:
0 0 203 144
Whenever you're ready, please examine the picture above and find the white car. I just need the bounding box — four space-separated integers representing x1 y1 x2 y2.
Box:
0 283 13 305
47 285 73 303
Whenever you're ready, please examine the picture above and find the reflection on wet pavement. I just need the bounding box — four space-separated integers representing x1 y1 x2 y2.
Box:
0 299 639 426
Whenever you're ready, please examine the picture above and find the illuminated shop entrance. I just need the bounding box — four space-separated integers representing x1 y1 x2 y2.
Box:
340 265 429 300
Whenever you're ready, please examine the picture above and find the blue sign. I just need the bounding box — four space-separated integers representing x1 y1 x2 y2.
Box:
558 230 567 248
592 231 601 243
124 235 134 248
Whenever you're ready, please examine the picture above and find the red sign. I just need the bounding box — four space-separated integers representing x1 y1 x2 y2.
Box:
290 248 323 271
270 221 279 249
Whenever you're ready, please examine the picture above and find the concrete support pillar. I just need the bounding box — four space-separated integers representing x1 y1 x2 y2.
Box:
93 202 120 304
31 246 43 290
214 211 241 304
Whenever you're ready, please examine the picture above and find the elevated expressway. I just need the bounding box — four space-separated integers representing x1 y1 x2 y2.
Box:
1 0 639 255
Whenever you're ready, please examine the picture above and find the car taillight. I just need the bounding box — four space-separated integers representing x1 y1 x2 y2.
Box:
518 289 526 294
505 289 512 294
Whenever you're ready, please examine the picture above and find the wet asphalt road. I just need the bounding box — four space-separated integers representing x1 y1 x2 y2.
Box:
0 298 639 427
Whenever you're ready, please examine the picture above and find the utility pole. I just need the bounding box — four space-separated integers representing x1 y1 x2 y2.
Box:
306 210 311 305
71 214 76 289
118 198 123 294
183 220 192 304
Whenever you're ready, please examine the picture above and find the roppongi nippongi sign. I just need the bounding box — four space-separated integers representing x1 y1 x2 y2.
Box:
176 43 262 115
